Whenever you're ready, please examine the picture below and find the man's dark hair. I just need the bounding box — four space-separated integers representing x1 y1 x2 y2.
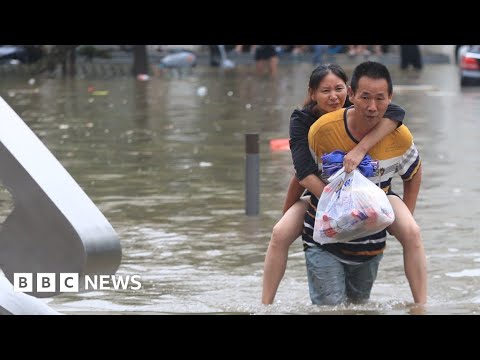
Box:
350 61 393 95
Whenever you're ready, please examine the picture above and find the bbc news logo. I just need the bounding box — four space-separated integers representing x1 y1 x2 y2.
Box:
13 273 142 292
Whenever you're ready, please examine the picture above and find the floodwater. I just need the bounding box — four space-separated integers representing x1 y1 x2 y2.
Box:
1 62 479 315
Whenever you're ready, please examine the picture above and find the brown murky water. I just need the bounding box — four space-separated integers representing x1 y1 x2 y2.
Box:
1 62 480 314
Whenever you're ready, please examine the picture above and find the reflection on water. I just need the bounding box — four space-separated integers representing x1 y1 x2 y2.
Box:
1 63 480 314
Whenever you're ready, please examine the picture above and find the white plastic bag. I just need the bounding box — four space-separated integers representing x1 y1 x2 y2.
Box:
313 168 395 244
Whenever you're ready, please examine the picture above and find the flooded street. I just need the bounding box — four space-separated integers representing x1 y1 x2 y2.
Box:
1 62 480 314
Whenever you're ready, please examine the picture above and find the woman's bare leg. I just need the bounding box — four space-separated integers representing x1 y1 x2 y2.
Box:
387 195 427 304
262 198 309 304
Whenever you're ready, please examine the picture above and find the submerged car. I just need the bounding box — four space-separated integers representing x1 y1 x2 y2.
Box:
0 45 44 65
459 45 480 86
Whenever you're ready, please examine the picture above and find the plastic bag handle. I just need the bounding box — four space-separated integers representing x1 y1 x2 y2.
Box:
327 166 345 183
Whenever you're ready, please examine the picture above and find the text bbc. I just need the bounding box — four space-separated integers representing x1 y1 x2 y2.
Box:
13 273 142 292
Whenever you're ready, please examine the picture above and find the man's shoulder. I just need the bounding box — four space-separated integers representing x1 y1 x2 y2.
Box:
320 107 345 121
375 124 415 157
393 124 414 144
309 108 344 134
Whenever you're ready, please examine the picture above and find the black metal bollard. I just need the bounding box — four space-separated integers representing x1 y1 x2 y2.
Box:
245 133 259 216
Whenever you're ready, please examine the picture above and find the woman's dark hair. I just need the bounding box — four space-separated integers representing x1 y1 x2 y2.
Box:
302 63 348 118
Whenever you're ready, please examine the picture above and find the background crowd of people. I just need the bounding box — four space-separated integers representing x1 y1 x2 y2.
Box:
208 45 423 76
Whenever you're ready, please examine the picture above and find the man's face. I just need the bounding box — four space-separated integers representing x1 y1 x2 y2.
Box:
348 76 392 125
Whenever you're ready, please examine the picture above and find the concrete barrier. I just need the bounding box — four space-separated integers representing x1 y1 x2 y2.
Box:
0 96 122 307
